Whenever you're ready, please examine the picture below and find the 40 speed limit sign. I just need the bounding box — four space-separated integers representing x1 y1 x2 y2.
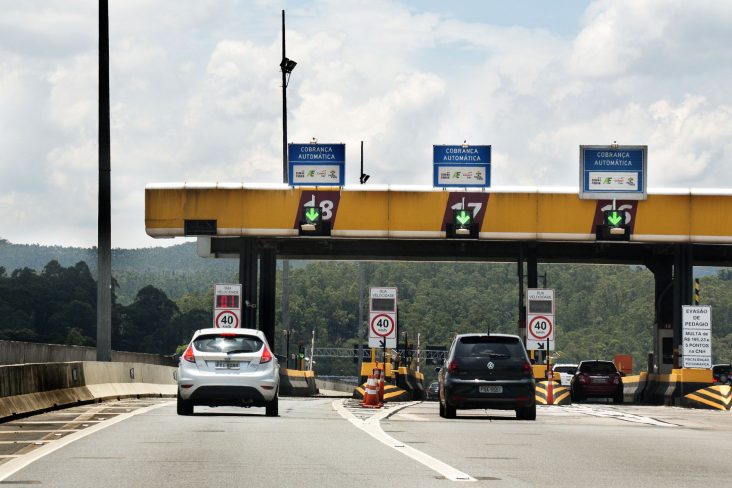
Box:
526 315 554 351
215 310 239 328
368 312 396 348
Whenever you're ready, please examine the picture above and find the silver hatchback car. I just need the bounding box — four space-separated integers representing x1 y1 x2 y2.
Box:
177 328 280 416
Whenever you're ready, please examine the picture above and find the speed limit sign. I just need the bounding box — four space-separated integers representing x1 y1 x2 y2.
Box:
368 312 396 348
528 315 553 340
215 310 239 328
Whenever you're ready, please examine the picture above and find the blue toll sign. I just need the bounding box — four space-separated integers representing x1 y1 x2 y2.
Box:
433 145 491 188
580 145 647 200
288 143 345 186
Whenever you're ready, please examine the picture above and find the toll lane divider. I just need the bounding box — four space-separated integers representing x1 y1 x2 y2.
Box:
535 381 571 405
644 369 725 409
279 369 318 396
353 383 411 402
684 385 732 411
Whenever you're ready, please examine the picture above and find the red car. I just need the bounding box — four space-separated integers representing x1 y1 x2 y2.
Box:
571 360 623 403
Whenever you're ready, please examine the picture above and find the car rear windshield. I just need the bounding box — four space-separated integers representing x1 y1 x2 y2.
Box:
554 366 577 374
713 365 731 374
454 336 525 359
580 362 617 373
193 334 263 354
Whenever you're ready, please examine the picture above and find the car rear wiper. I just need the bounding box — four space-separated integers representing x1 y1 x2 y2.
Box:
226 349 253 355
489 353 510 359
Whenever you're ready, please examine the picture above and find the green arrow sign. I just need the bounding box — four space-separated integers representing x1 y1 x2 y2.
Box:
607 211 623 226
456 211 471 225
305 208 320 223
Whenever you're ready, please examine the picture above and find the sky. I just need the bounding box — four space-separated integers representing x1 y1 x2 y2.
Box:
1 0 731 249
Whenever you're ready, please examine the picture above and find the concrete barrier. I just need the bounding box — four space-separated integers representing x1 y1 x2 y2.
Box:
621 373 647 403
279 369 318 396
0 361 176 421
315 379 356 393
0 340 177 366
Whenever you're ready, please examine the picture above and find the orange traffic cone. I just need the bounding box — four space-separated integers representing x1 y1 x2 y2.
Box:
362 374 381 408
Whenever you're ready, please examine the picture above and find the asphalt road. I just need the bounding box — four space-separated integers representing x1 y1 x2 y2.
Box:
1 398 731 487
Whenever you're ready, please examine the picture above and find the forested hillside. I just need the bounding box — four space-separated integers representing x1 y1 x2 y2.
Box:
0 238 237 304
1 238 731 374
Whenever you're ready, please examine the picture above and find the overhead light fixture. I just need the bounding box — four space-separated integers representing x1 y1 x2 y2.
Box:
280 57 297 74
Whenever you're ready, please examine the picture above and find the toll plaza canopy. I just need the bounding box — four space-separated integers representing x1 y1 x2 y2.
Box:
146 183 732 249
145 183 732 367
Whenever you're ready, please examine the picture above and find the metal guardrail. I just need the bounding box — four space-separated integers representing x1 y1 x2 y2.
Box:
311 347 446 363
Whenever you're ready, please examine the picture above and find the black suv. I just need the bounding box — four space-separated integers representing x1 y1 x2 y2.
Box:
712 364 732 385
437 333 536 420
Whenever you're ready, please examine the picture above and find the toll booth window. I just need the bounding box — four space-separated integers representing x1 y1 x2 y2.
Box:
662 337 673 365
528 299 552 314
217 295 240 308
371 298 396 312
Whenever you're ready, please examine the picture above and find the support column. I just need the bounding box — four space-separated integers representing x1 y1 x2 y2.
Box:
526 248 539 361
673 244 693 369
239 238 258 330
527 247 538 289
647 256 674 373
259 247 277 350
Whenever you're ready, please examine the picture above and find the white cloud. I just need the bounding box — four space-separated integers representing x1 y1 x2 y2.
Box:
1 0 732 247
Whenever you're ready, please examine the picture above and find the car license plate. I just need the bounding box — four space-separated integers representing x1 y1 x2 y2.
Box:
215 362 240 369
479 386 502 394
591 376 608 383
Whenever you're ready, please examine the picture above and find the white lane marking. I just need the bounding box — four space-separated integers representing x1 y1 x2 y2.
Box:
0 401 173 482
393 413 430 422
0 430 79 434
333 400 476 482
568 404 676 427
5 421 104 425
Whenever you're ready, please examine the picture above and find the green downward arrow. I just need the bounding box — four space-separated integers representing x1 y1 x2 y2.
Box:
305 208 320 222
608 211 623 226
456 211 471 225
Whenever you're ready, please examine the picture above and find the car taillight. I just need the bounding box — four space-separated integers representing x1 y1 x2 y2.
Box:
260 345 272 364
448 361 459 374
523 361 533 377
220 332 237 337
579 374 589 384
183 345 195 363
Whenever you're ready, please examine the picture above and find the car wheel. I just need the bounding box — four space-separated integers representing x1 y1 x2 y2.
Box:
516 404 536 421
439 400 446 418
613 392 624 404
444 403 456 419
265 394 279 417
572 388 583 403
176 392 193 416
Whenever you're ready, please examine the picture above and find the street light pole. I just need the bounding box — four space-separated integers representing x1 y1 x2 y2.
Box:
281 10 288 183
